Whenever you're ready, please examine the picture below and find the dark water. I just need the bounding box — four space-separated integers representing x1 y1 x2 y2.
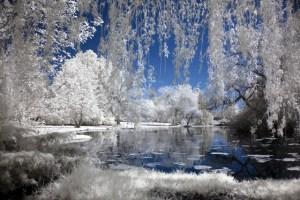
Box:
82 127 300 180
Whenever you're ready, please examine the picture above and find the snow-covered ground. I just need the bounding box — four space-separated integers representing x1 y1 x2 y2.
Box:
139 122 172 126
25 125 111 144
118 122 175 129
33 125 112 136
30 124 176 144
35 163 300 200
31 123 216 138
31 123 169 136
33 123 173 135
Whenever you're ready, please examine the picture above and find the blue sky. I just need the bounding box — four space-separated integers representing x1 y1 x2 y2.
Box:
81 25 209 90
146 32 209 90
75 0 300 91
80 2 210 91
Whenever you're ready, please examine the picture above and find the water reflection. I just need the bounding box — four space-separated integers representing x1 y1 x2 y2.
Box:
83 127 300 180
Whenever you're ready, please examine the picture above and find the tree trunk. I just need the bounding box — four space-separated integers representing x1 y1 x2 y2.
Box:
184 113 194 128
115 115 121 125
74 111 83 128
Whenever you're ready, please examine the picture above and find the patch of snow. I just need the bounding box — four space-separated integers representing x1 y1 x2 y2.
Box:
188 125 214 128
173 162 186 166
210 152 230 156
139 122 172 126
142 156 153 159
32 125 112 136
212 167 233 174
128 153 139 156
152 152 164 155
281 158 297 162
288 143 300 146
287 166 300 171
193 165 212 170
247 155 273 163
255 158 273 163
187 155 204 161
256 137 277 142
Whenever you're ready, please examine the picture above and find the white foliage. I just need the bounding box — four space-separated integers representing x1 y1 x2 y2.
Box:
49 51 102 125
135 84 211 125
0 0 103 125
1 0 298 135
207 0 300 134
79 21 97 43
36 163 300 200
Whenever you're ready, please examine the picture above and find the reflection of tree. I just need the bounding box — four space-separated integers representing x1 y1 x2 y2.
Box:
87 131 118 162
204 149 257 179
198 128 214 155
205 128 257 178
112 128 216 162
85 127 259 178
230 153 255 178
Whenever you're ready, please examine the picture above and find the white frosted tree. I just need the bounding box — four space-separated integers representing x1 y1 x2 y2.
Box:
0 0 102 130
261 1 300 135
206 0 300 135
138 84 211 125
96 57 114 121
50 51 102 127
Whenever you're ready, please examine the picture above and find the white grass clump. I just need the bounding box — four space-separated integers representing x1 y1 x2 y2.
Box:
35 163 300 200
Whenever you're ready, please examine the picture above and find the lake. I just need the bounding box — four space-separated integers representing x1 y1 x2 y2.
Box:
78 127 300 180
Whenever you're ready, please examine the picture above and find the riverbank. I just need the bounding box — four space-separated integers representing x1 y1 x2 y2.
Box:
32 125 112 135
34 163 300 200
32 122 213 136
30 123 174 137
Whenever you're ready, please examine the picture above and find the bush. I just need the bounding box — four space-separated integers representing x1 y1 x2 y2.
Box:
0 122 36 151
0 151 79 199
0 152 57 195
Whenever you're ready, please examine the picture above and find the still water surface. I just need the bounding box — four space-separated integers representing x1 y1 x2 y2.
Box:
80 127 300 180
